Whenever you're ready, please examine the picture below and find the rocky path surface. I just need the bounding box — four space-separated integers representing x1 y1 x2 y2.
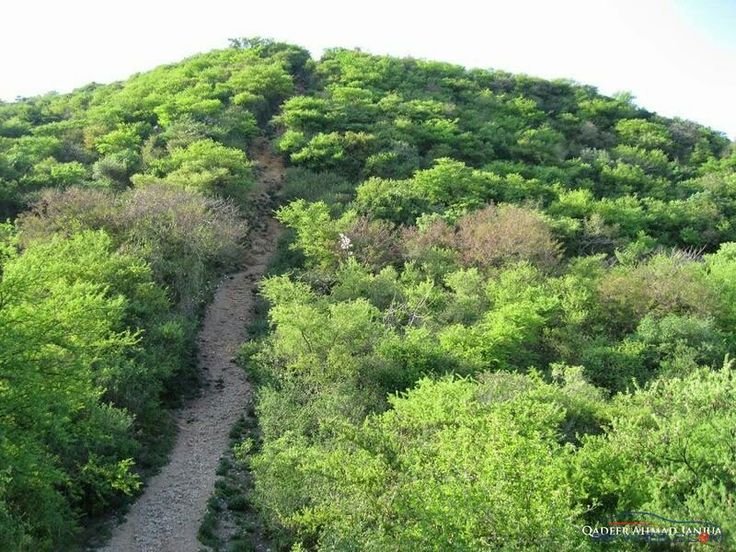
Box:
101 139 283 552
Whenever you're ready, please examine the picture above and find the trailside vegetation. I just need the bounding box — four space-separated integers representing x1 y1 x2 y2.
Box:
241 48 736 550
1 39 735 550
0 39 306 550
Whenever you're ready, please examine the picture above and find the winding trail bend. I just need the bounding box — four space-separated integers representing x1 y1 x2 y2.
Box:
101 139 284 552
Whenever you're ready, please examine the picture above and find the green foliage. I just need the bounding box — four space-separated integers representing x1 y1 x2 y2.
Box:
275 199 356 270
133 138 254 199
0 231 147 547
252 374 607 551
282 131 375 177
17 185 247 314
354 158 501 223
280 167 356 208
2 40 735 551
0 41 305 212
597 253 715 334
615 118 673 152
4 185 246 548
575 361 736 547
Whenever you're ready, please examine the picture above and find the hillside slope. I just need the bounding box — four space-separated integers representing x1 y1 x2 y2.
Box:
1 39 735 551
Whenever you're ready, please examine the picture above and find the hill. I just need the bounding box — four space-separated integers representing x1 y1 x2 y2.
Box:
1 38 735 550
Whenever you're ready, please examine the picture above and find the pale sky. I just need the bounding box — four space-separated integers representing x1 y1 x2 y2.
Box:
1 0 734 138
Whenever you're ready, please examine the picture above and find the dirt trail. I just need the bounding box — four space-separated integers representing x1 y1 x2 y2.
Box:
101 139 283 552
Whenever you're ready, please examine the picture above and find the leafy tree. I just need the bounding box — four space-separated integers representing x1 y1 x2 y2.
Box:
575 361 736 548
0 232 148 548
615 118 673 151
251 374 603 551
133 138 253 198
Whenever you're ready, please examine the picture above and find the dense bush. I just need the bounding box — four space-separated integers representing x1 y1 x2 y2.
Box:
245 60 736 541
455 205 561 268
132 138 255 200
0 231 154 548
0 39 307 212
17 185 246 313
244 246 736 547
575 361 736 540
2 188 247 549
403 204 561 271
252 375 595 551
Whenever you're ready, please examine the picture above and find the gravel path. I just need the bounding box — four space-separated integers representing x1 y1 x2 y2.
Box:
100 140 283 552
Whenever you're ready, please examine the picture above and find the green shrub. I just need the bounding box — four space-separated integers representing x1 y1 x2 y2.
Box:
17 185 246 313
